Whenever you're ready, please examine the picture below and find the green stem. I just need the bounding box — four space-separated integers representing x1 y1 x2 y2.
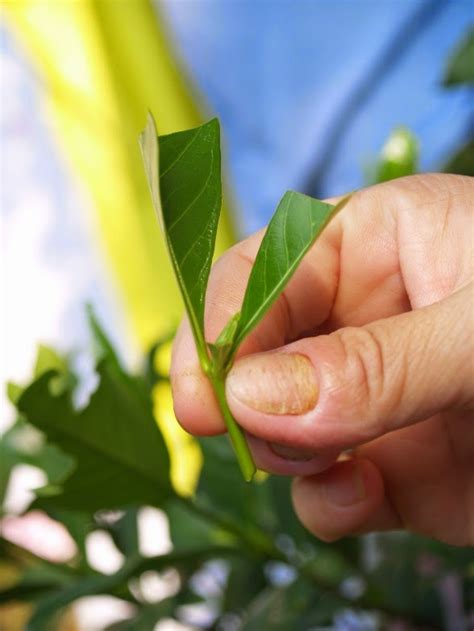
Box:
206 367 256 482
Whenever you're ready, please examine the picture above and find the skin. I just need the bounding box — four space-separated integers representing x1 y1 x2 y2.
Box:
171 174 474 546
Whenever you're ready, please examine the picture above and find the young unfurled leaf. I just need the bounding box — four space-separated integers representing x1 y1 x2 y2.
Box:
140 113 350 481
208 311 241 368
228 192 351 356
140 113 255 481
139 113 221 369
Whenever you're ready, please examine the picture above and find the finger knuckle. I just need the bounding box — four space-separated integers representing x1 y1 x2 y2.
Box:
331 326 388 437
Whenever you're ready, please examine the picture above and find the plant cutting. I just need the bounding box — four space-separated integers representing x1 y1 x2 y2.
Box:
140 113 350 481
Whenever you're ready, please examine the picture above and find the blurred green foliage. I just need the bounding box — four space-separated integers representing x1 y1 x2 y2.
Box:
442 27 474 87
1 311 473 630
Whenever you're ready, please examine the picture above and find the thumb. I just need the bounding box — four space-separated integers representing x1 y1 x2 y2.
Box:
225 285 473 451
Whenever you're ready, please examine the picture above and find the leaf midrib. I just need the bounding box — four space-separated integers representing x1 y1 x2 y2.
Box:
234 197 334 349
164 144 218 356
160 126 203 179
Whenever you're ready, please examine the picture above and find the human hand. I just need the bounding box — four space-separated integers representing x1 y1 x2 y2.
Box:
171 174 474 546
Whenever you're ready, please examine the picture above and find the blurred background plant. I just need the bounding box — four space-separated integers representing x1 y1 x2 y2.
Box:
1 2 473 630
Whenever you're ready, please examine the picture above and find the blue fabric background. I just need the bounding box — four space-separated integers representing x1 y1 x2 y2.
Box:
161 1 473 234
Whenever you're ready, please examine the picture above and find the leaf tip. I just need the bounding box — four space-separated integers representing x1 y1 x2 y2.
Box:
333 191 354 214
139 110 158 152
204 117 221 139
146 110 157 131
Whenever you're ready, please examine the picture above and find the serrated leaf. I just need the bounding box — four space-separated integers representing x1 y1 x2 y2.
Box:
6 381 23 405
0 420 75 514
231 192 350 353
87 303 123 374
17 360 173 511
443 27 474 87
33 345 68 379
140 113 221 366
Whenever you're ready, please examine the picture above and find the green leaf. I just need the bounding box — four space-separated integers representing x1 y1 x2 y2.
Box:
164 437 276 557
0 419 75 514
140 113 255 481
196 436 271 529
87 304 124 374
46 508 93 560
443 27 474 87
166 500 223 551
361 532 470 625
265 475 311 544
33 345 68 378
142 329 175 391
443 139 474 177
0 564 76 605
17 360 173 511
139 113 221 369
373 127 419 184
6 381 23 405
100 507 140 557
34 345 76 396
25 571 128 631
230 192 350 354
223 558 267 615
0 437 16 511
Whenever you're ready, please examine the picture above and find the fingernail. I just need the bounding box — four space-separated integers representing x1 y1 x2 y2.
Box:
227 352 318 415
269 442 316 461
323 462 366 507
